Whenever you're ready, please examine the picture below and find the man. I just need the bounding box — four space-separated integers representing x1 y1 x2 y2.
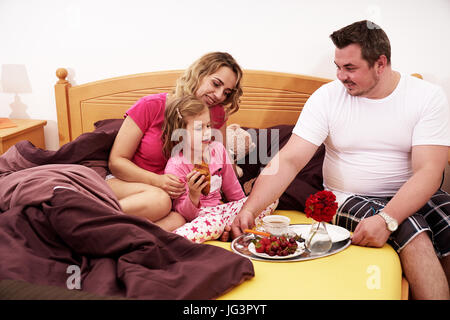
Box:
225 20 450 299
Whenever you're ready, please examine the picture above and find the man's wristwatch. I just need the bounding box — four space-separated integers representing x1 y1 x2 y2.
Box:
378 211 398 232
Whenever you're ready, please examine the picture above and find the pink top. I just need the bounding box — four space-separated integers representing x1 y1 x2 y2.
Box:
209 104 226 129
164 141 245 222
125 93 227 174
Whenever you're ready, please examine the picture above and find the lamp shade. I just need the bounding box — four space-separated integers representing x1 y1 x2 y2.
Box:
1 64 32 94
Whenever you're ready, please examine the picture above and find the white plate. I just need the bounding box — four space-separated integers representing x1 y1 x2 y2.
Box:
289 224 350 243
248 241 305 260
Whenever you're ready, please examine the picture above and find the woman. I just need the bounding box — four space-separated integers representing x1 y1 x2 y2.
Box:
107 52 243 231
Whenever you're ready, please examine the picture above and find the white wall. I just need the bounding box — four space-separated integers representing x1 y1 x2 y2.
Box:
1 0 449 191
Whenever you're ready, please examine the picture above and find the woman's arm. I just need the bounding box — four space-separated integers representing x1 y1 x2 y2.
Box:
108 117 162 186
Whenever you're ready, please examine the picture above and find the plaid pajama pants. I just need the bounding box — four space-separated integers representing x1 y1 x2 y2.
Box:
174 197 279 243
335 189 450 257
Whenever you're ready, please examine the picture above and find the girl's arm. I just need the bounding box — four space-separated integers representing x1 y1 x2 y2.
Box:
172 189 201 222
165 160 202 222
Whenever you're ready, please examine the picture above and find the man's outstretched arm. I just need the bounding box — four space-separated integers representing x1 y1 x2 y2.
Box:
229 134 319 238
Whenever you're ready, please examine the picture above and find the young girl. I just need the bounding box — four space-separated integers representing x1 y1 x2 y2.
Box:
162 95 278 243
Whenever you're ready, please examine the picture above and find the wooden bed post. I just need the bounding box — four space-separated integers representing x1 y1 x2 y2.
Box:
54 68 71 146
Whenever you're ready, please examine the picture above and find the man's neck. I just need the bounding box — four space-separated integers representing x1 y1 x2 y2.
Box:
365 69 400 100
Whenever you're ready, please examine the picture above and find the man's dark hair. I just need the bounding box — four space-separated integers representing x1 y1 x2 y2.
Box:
330 20 391 67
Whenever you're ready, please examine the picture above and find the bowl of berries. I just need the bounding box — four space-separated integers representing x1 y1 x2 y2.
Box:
248 234 305 260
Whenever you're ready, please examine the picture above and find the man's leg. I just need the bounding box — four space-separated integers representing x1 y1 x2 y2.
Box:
399 232 449 300
336 193 450 300
440 255 450 291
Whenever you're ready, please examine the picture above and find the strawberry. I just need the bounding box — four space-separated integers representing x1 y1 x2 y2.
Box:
255 241 265 253
260 237 271 246
254 235 299 257
271 241 280 251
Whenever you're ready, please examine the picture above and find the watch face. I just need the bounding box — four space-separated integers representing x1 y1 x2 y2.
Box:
388 221 398 232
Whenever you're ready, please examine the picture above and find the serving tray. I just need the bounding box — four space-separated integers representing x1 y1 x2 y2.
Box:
231 224 351 262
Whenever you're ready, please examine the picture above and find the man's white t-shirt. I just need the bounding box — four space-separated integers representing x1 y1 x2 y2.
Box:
293 74 450 206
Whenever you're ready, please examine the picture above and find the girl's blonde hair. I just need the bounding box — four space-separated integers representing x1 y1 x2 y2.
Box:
161 95 207 159
173 52 243 117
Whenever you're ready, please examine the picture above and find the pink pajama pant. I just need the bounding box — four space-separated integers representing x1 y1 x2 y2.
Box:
174 197 279 243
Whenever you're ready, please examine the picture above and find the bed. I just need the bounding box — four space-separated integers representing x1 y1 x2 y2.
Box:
0 68 408 300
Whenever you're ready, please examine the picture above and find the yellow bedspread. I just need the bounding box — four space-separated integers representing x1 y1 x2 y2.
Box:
208 210 403 300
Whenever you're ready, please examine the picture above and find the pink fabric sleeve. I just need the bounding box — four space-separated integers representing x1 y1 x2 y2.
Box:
219 145 245 202
164 157 200 222
123 93 168 174
209 104 226 129
173 193 200 222
126 95 159 132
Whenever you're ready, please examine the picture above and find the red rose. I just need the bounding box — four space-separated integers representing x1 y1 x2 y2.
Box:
304 190 338 222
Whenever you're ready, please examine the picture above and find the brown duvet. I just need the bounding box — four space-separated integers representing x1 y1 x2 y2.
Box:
0 122 254 299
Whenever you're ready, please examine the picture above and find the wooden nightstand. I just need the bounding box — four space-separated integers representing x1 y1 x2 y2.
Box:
0 119 47 154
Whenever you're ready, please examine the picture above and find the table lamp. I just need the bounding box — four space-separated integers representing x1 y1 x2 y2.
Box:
1 64 32 120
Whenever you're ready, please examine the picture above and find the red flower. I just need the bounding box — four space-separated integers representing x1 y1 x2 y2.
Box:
304 190 338 222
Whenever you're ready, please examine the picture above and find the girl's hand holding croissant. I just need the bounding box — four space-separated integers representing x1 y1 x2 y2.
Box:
186 170 209 206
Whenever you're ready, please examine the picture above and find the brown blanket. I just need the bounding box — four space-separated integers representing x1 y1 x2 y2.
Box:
0 127 254 299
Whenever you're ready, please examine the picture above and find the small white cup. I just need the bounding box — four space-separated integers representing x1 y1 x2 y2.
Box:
262 215 290 236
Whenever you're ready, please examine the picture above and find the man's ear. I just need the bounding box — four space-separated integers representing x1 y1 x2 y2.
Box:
375 55 388 75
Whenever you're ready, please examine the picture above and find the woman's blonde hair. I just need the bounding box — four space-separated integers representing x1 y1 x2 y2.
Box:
161 95 208 159
173 52 243 117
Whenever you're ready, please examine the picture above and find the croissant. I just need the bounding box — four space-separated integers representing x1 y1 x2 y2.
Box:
193 160 211 196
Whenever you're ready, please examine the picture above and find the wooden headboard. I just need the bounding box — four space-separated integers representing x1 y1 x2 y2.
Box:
54 69 331 147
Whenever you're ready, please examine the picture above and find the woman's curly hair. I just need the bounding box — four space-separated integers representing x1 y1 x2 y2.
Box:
173 52 243 118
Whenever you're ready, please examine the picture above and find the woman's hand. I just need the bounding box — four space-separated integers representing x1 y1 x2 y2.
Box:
186 170 209 206
158 174 185 199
